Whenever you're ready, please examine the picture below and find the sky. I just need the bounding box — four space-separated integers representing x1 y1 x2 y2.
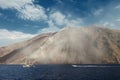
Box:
0 0 120 46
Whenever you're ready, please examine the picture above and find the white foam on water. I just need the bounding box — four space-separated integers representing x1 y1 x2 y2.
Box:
72 65 120 67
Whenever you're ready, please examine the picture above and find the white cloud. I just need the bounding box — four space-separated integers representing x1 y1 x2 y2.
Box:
0 0 33 9
38 11 83 33
0 29 35 46
0 0 47 21
93 9 103 16
18 4 47 21
115 5 120 9
103 22 109 26
66 18 83 27
50 11 66 25
116 18 120 21
95 3 120 29
102 21 115 27
0 0 83 27
0 1 83 46
49 11 83 27
39 26 59 33
38 20 60 33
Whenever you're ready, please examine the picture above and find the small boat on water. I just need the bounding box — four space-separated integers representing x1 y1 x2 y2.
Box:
23 64 31 67
23 56 31 68
72 65 78 67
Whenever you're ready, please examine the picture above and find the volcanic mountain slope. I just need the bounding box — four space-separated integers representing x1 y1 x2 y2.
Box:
0 27 120 64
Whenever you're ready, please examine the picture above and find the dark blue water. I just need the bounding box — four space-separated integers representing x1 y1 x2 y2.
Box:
0 64 120 80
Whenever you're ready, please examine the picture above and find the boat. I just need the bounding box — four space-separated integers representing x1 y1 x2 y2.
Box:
23 56 31 68
72 65 78 67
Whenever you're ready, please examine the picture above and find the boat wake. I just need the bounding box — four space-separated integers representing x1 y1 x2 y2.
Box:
72 65 120 67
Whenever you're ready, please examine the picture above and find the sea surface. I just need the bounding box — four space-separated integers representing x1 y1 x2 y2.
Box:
0 64 120 80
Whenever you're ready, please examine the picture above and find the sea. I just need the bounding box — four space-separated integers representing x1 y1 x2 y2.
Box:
0 64 120 80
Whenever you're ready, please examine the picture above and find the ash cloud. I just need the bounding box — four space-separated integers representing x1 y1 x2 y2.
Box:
28 27 105 64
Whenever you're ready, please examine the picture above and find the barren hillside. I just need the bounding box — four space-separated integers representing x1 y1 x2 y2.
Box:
0 27 120 64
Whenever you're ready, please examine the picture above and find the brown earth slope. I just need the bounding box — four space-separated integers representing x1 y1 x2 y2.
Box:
0 27 120 64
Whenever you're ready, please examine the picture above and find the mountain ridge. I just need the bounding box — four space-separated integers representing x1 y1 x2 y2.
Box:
0 27 120 64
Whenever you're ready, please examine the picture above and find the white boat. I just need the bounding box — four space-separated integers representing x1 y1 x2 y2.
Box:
23 56 31 68
72 65 78 67
23 64 31 67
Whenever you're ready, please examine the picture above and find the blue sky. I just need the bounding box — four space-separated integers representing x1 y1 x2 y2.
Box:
0 0 120 46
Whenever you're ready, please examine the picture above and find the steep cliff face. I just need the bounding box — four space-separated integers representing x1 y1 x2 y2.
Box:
0 27 120 64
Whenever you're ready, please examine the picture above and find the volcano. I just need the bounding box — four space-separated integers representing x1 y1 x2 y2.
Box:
0 27 120 64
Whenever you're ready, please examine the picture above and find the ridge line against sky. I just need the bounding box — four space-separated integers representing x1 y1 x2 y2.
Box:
0 0 120 46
